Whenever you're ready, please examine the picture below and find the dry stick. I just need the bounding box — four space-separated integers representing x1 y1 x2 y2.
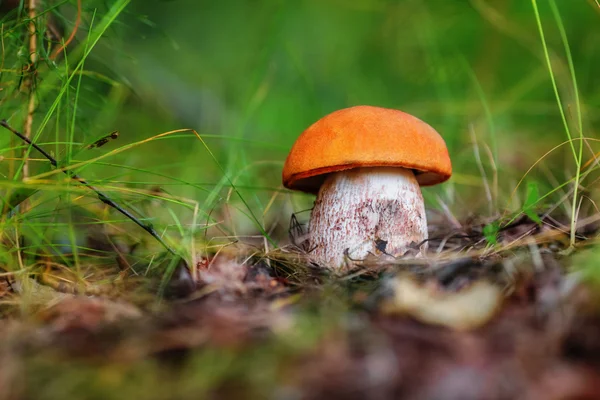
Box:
0 120 178 256
23 0 38 184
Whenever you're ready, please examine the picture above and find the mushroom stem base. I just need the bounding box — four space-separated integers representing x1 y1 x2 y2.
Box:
309 167 427 270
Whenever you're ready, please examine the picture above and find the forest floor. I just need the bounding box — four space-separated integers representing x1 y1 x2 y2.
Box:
1 211 600 400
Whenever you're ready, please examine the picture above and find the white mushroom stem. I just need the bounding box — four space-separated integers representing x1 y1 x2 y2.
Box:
309 167 428 270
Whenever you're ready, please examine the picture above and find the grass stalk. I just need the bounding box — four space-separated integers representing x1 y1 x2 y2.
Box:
531 0 584 247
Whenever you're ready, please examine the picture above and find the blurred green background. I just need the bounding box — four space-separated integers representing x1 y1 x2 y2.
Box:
1 0 599 250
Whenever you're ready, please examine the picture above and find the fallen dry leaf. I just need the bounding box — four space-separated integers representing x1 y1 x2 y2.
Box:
381 274 503 331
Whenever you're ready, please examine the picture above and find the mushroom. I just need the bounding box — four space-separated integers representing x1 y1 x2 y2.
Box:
282 106 452 270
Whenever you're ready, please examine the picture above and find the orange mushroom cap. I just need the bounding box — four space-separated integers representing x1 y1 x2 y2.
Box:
282 105 452 194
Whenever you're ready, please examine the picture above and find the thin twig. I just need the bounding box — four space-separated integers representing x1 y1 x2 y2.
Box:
50 0 81 60
19 0 38 216
24 0 38 184
0 119 178 256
